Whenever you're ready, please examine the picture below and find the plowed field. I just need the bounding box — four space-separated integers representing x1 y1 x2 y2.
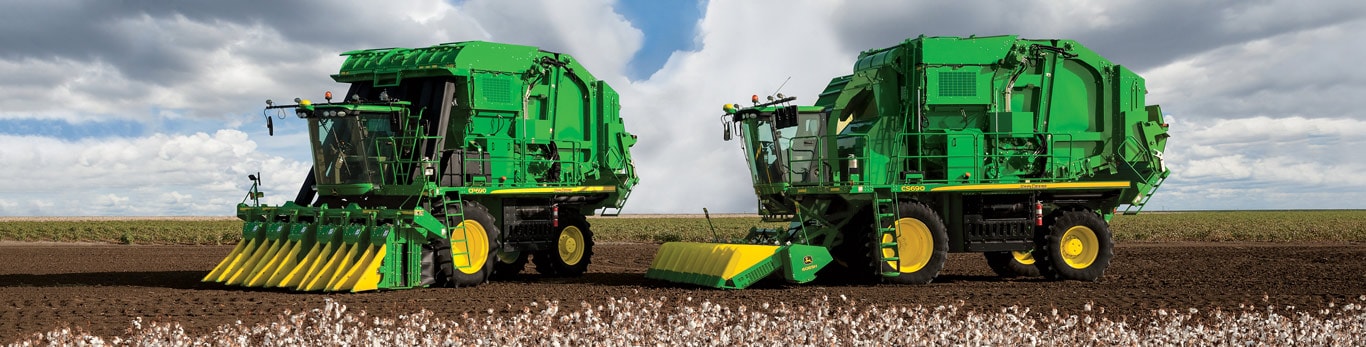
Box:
2 242 1364 342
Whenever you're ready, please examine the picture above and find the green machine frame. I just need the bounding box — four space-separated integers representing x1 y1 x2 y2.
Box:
648 35 1169 288
207 41 639 292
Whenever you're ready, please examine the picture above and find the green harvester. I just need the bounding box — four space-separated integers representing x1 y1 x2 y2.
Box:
647 35 1171 288
205 41 639 292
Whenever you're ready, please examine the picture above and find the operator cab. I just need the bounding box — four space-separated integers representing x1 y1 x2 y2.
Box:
290 100 409 195
308 108 396 186
726 97 830 186
266 77 463 198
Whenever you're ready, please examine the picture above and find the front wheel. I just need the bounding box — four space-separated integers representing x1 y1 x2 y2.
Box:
878 201 948 284
533 210 594 276
1036 210 1113 281
434 201 500 287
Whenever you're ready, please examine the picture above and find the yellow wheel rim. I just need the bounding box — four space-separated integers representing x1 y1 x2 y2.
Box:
1060 225 1099 269
452 219 490 275
558 226 585 266
882 218 932 273
1012 250 1035 265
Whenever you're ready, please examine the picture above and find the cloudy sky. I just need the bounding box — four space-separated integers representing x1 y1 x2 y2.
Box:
1 0 1363 216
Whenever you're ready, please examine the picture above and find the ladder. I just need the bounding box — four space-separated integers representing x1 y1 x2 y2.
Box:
1123 174 1167 215
441 194 473 266
873 190 901 277
598 187 630 217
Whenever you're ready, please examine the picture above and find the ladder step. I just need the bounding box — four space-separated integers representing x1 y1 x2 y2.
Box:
881 256 900 261
881 271 901 277
880 242 898 248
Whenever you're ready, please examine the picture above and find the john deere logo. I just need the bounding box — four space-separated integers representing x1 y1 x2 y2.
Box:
803 255 813 265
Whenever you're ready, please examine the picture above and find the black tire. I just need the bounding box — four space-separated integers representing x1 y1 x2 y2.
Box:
533 209 593 276
984 250 1041 277
491 251 528 279
877 201 949 284
1036 210 1113 281
433 201 500 287
821 210 879 284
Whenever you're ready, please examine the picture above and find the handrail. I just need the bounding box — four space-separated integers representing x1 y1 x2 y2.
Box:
455 134 595 187
775 130 1108 186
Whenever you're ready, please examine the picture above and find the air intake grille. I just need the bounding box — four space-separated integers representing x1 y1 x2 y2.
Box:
480 78 513 104
938 71 977 97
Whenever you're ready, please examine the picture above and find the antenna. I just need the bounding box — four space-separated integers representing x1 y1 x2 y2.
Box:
769 76 792 100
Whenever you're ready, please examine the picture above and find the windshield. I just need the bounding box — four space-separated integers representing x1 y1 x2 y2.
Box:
310 114 393 185
743 121 781 184
740 109 828 185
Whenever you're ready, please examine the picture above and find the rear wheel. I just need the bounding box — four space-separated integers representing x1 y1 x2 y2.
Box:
434 201 500 287
533 210 593 276
1037 210 1113 281
985 250 1040 277
878 202 948 284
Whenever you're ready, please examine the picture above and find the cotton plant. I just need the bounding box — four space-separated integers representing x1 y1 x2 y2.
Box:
12 295 1366 346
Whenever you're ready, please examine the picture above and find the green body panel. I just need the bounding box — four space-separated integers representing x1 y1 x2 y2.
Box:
654 35 1171 289
317 41 638 201
746 35 1168 211
209 41 639 292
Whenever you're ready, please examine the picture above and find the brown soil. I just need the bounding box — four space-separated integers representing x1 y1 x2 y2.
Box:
2 242 1364 342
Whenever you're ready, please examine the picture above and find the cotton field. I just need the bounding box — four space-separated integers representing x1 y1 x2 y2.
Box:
12 295 1366 346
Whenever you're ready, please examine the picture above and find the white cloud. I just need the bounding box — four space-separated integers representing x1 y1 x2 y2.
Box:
619 0 853 213
1143 19 1366 120
0 130 308 216
1148 116 1366 210
461 0 643 86
1 1 1365 215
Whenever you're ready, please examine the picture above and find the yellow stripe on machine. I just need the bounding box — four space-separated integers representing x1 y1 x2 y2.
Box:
485 186 617 195
928 181 1131 192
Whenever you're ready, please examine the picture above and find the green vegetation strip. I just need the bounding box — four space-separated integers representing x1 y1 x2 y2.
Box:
1 211 1363 245
0 219 243 245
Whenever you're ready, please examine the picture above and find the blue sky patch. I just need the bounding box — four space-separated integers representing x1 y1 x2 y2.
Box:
615 0 705 80
0 119 144 139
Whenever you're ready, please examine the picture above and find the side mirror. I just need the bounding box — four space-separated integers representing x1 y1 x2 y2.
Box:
722 121 732 141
